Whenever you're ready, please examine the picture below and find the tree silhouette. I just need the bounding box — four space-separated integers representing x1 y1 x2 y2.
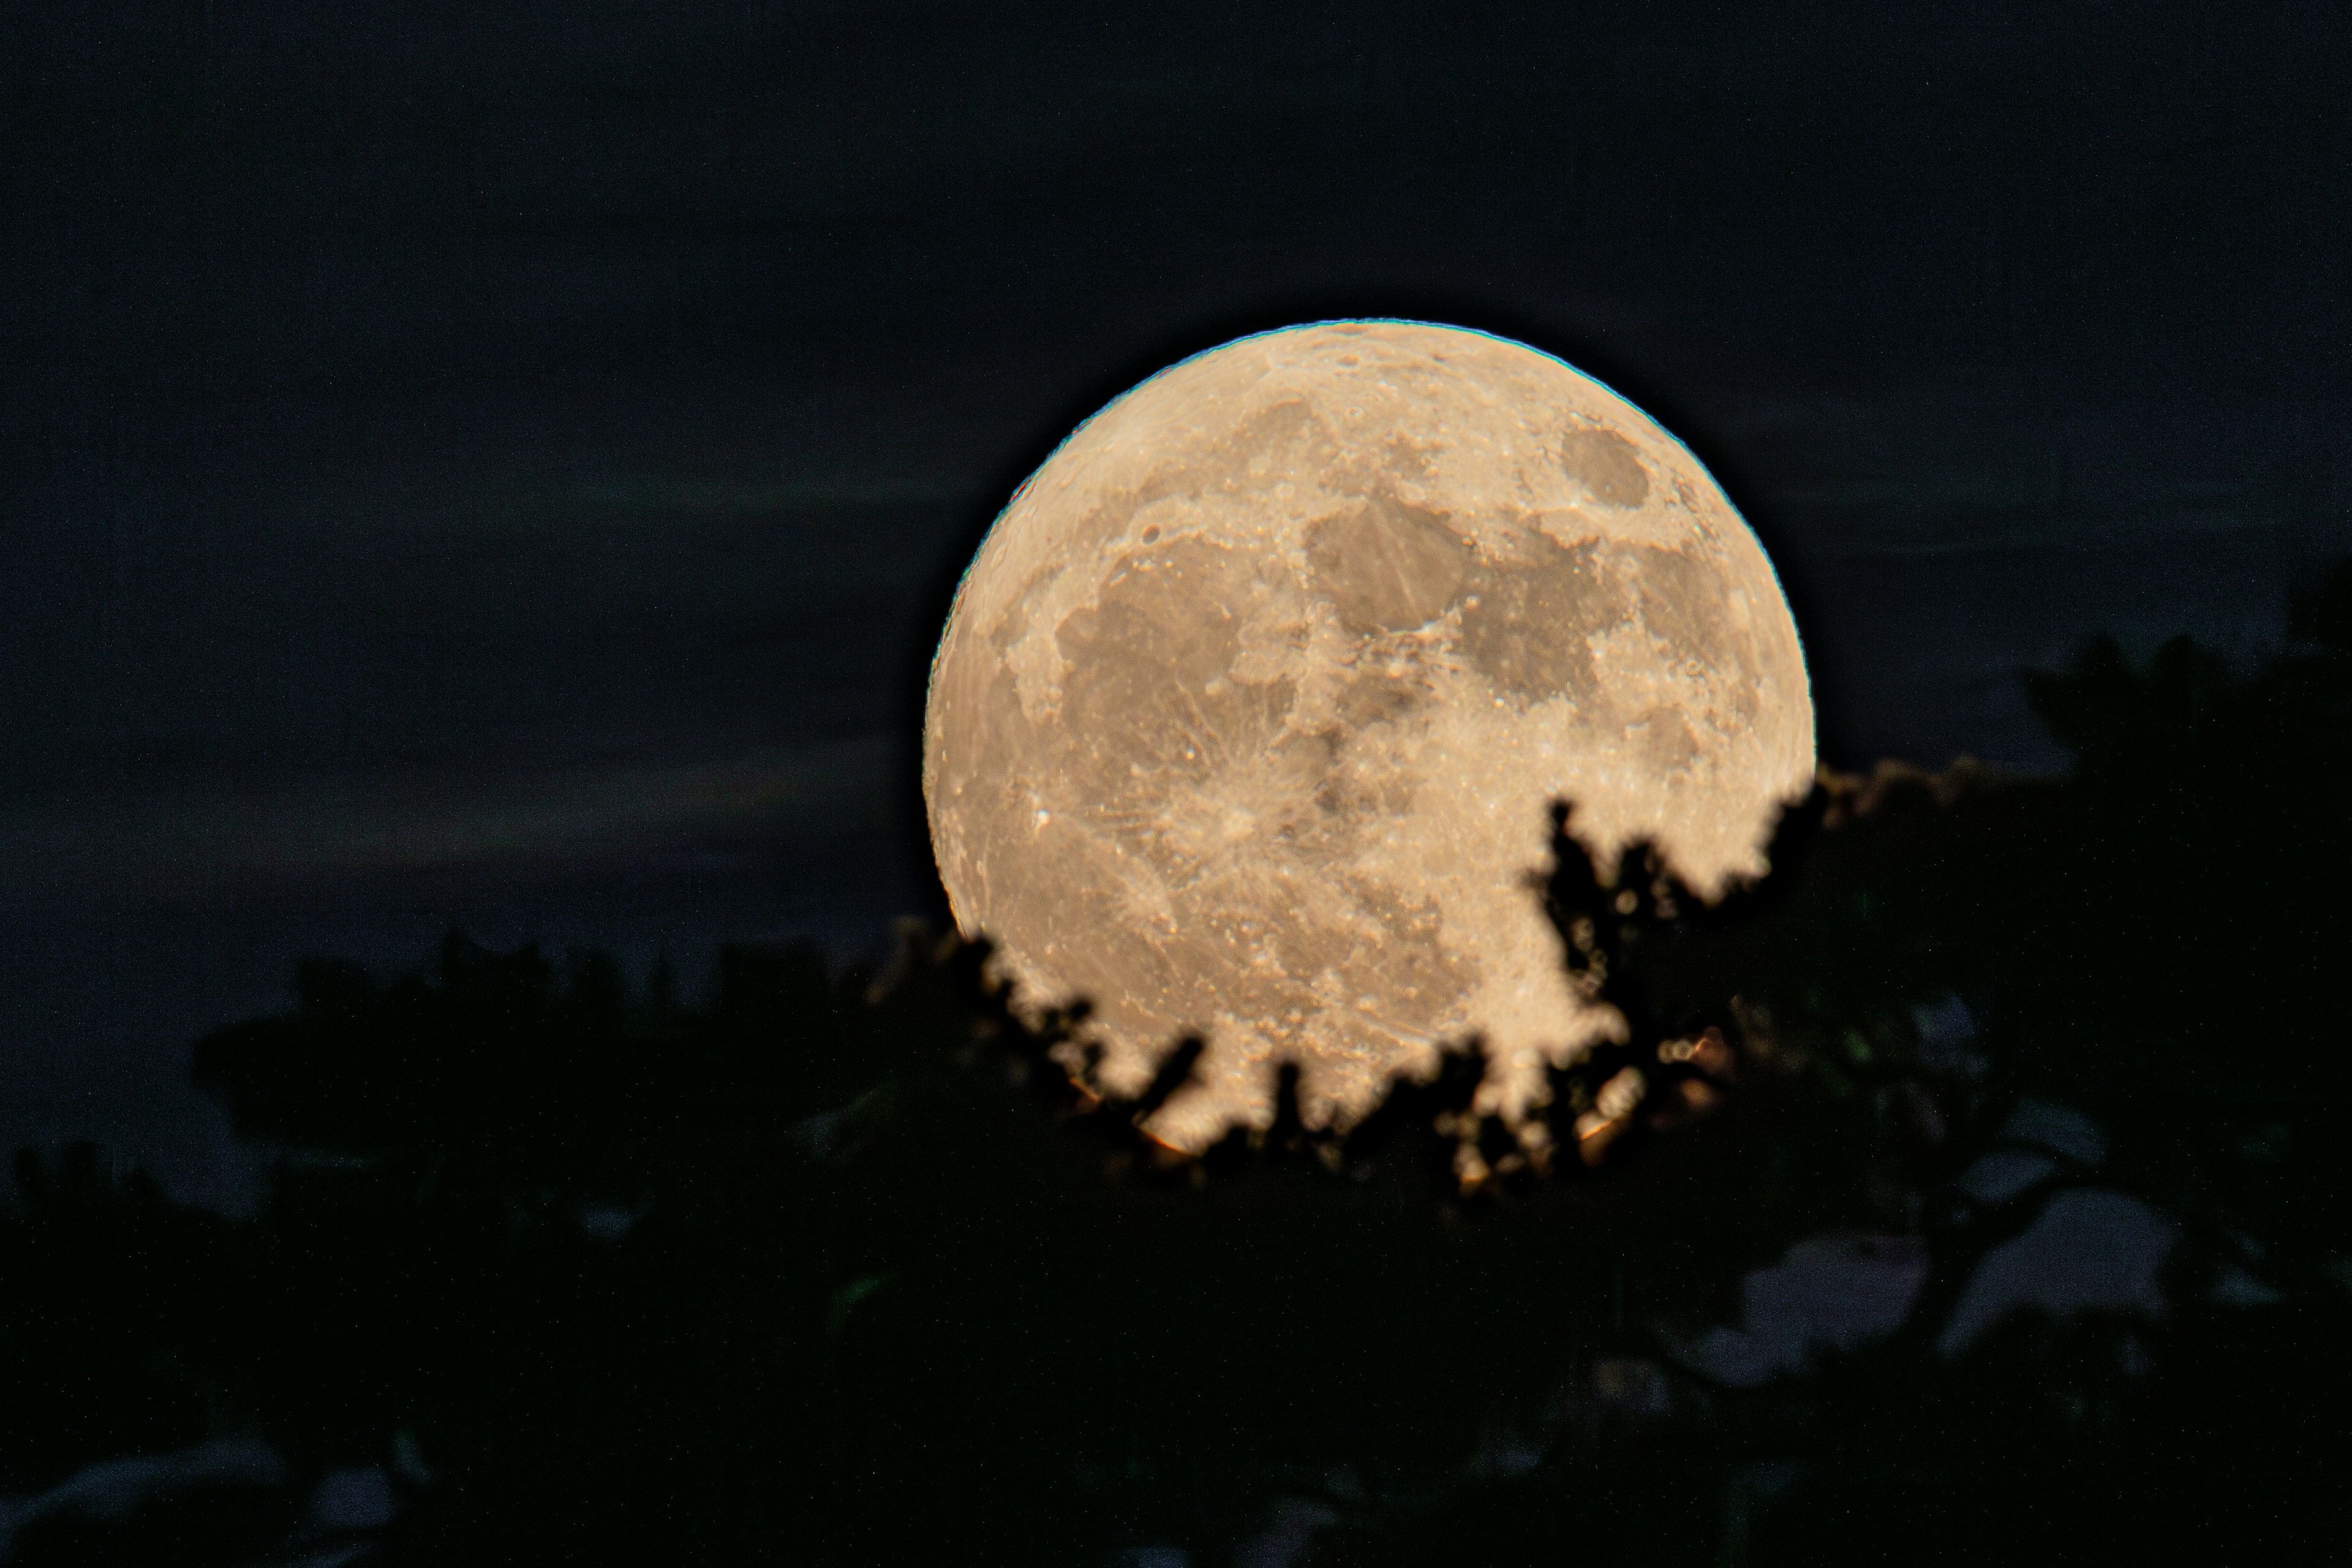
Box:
7 568 2352 1564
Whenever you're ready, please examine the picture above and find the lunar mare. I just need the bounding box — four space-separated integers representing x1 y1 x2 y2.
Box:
924 321 1812 1147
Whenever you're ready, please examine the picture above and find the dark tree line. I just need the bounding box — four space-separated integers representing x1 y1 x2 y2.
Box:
7 568 2352 1564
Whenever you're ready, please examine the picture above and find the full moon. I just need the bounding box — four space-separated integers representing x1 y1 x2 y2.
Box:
924 321 1812 1148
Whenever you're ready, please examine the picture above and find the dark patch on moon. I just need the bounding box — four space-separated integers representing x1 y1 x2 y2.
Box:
1028 837 1175 989
1457 534 1615 707
1052 537 1297 867
1147 397 1333 502
1626 704 1703 779
1310 741 1418 827
1559 428 1649 509
1307 495 1470 633
1625 541 1735 674
1334 666 1427 731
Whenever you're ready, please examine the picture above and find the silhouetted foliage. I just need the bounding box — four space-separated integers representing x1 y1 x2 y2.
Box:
11 568 2352 1564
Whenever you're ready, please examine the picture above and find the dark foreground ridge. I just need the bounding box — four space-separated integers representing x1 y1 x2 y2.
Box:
9 567 2352 1564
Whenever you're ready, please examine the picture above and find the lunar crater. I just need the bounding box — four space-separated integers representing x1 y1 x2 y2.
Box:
1558 426 1651 509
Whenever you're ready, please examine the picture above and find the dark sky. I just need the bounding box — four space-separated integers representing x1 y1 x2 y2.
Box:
6 0 2350 1208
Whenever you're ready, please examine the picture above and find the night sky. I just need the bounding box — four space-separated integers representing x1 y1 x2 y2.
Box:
6 0 2348 1209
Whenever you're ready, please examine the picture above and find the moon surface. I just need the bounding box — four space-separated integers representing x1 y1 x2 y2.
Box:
924 321 1812 1148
